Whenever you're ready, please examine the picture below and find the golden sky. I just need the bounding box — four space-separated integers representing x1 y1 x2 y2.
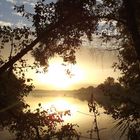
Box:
0 0 122 91
26 46 120 90
0 0 120 90
1 40 120 90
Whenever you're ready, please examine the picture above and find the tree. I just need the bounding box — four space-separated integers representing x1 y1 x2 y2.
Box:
97 43 140 139
123 0 140 61
0 3 81 139
0 72 79 140
0 0 140 139
104 77 115 85
112 34 140 140
0 0 140 74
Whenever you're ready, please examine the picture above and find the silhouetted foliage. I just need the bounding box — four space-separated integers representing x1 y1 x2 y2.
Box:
111 39 140 140
0 0 140 74
0 75 79 140
98 64 140 139
9 105 79 140
0 0 140 139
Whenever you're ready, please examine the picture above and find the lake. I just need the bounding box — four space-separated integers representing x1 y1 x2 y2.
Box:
25 91 126 140
0 91 126 140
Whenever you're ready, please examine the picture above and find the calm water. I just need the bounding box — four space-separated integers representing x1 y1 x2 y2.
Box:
0 91 126 140
25 92 125 140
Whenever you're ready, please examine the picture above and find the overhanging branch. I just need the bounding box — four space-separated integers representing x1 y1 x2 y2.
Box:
0 12 128 75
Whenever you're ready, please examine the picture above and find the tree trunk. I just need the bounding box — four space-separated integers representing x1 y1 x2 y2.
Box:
0 21 61 75
123 0 140 61
0 37 40 75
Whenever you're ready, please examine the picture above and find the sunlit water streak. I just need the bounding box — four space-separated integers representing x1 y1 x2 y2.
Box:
0 93 127 140
24 94 126 140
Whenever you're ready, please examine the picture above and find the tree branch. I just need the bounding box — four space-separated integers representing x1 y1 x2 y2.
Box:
0 6 130 75
0 21 61 75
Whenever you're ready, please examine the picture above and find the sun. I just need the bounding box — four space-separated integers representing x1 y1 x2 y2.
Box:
35 62 85 90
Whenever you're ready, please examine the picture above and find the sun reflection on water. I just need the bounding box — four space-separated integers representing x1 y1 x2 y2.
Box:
42 98 77 119
24 95 121 140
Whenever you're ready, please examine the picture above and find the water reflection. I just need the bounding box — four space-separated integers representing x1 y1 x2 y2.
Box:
43 97 77 114
25 94 124 140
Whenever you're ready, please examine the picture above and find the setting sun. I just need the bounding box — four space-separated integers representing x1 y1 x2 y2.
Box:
26 48 119 90
35 61 85 90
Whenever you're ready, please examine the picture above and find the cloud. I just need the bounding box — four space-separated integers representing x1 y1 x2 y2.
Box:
6 0 36 6
6 0 15 4
28 2 35 7
15 20 27 27
12 11 22 17
0 21 12 26
23 1 35 7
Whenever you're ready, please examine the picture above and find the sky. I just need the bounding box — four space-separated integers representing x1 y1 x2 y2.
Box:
25 46 120 90
0 0 33 27
0 0 56 27
0 0 120 90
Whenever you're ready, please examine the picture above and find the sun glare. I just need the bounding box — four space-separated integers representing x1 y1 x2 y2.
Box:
43 98 77 114
35 62 85 90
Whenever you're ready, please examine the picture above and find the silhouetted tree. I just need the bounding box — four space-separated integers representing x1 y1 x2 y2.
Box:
0 0 140 139
111 36 140 140
0 73 79 140
98 44 140 139
0 0 140 74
